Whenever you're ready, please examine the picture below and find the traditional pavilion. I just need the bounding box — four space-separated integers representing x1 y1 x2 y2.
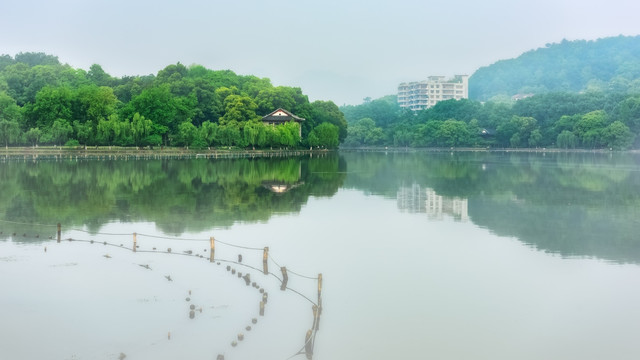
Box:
261 108 305 137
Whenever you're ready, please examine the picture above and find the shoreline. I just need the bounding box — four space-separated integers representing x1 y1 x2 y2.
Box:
1 146 638 158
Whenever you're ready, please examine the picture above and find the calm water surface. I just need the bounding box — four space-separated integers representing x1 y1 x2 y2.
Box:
1 151 640 360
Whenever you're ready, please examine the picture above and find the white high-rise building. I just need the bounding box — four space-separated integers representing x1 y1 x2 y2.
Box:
398 75 469 111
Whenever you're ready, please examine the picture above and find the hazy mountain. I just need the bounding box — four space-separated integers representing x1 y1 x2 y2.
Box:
469 35 640 101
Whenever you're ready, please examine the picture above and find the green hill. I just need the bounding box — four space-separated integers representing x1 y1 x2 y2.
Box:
469 35 640 101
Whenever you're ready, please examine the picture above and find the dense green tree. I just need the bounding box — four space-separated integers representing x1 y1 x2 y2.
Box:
309 122 339 149
131 112 152 146
343 117 384 146
49 119 73 145
557 130 578 149
177 121 198 147
437 119 470 147
199 121 219 146
24 86 73 129
243 120 263 149
602 121 635 150
310 100 348 142
87 64 113 87
25 127 42 146
0 119 20 147
574 110 607 148
219 94 260 124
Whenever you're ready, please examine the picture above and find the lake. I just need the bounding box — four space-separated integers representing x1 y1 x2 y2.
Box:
1 150 640 360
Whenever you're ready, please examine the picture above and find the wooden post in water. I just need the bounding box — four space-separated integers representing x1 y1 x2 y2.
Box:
57 223 61 243
259 301 265 316
263 247 269 274
280 267 289 291
209 237 215 262
305 329 313 359
312 304 320 330
133 232 137 252
317 273 323 317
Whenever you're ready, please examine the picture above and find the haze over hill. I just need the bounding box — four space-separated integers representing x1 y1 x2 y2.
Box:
469 36 640 101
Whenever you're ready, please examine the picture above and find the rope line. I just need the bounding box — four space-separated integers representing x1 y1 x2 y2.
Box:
0 219 58 227
28 234 322 360
136 233 208 241
67 228 131 236
269 254 318 280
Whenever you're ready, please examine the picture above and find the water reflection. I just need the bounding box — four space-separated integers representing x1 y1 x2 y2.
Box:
1 151 640 264
343 151 640 264
397 184 469 221
0 154 346 235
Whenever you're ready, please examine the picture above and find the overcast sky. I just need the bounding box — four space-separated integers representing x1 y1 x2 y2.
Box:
2 0 640 105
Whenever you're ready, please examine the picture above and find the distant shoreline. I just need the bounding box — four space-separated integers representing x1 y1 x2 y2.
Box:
1 146 638 158
339 146 640 154
0 146 331 158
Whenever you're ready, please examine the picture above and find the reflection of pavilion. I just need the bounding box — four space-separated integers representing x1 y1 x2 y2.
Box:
261 161 304 194
397 184 468 221
261 180 304 193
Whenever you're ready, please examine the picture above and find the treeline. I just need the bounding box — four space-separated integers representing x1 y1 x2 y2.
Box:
469 35 640 101
340 91 640 149
0 52 347 149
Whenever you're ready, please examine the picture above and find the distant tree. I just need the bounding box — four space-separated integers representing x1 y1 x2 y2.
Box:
25 127 42 146
437 119 470 147
131 112 152 146
0 119 20 147
177 121 198 147
309 122 339 148
574 110 607 148
557 130 578 149
87 64 112 87
602 121 635 150
50 119 73 145
199 121 219 146
14 52 60 66
311 100 348 142
219 95 260 124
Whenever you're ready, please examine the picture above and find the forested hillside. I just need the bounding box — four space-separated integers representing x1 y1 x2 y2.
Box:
341 92 640 150
469 35 640 101
0 52 346 149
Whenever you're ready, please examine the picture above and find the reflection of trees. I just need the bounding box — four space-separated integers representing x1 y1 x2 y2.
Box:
343 151 640 264
3 151 640 264
0 154 346 236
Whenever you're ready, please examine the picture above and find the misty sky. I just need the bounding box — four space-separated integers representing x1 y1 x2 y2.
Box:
2 0 640 105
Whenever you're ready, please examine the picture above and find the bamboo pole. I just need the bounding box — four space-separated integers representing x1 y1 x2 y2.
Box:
57 223 61 243
209 237 215 262
305 329 313 359
263 247 269 274
133 232 137 252
280 267 288 291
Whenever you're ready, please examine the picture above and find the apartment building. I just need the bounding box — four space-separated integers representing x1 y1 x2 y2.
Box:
398 75 469 111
